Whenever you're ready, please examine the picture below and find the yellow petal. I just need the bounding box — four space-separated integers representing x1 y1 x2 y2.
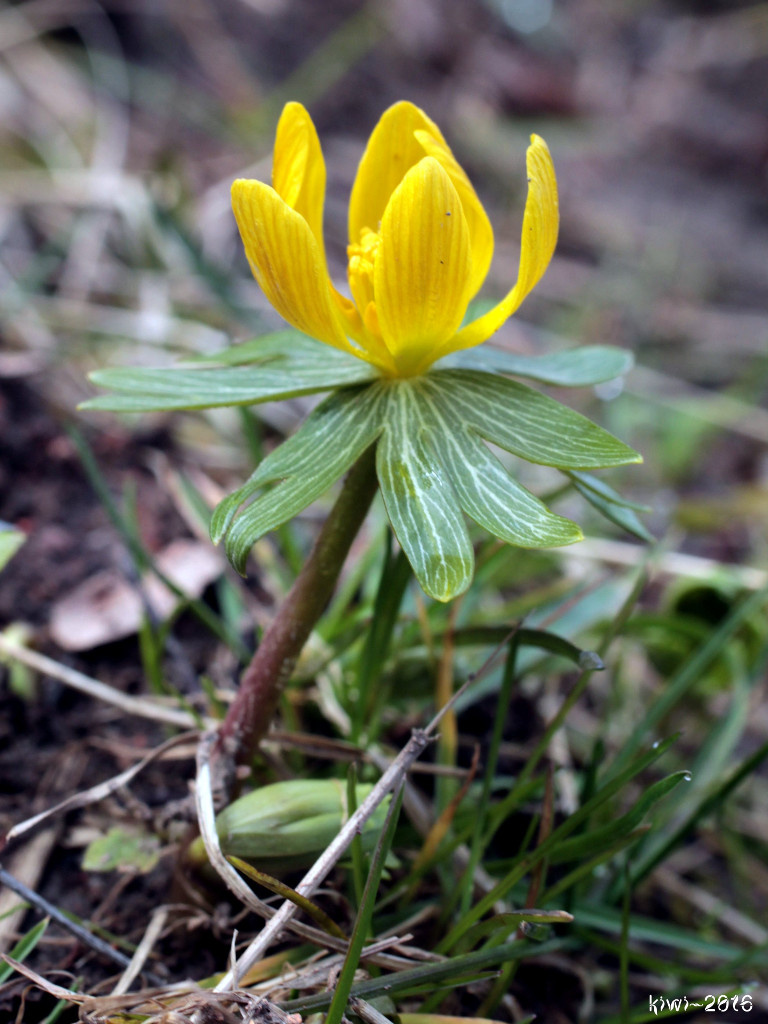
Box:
375 157 472 377
272 102 327 263
441 134 559 357
232 178 358 357
349 101 447 245
413 129 494 299
271 104 390 368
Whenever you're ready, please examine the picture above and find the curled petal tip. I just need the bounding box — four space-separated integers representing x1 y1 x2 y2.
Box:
436 131 559 359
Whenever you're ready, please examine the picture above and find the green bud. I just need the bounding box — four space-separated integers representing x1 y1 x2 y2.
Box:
190 779 388 874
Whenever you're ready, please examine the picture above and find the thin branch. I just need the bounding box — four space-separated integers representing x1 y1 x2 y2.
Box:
0 867 139 975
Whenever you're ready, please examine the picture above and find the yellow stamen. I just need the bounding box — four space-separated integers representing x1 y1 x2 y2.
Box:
347 227 381 322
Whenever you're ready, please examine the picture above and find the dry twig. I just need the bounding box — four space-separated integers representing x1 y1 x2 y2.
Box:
3 731 199 847
0 868 135 973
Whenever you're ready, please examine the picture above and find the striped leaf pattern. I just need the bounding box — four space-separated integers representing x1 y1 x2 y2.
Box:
423 370 642 468
83 334 378 413
376 382 475 602
208 366 641 600
212 386 386 574
424 401 582 548
441 343 634 387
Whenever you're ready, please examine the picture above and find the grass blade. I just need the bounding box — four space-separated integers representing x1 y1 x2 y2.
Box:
324 782 405 1024
0 919 48 984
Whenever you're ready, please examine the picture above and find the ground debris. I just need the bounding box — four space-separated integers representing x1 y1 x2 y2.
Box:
3 953 302 1024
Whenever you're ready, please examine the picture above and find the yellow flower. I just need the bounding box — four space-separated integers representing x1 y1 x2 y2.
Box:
232 101 559 379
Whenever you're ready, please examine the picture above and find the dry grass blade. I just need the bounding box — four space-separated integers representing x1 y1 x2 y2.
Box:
564 537 768 589
110 906 169 996
194 732 282 923
0 829 58 953
0 954 84 1002
81 986 303 1024
212 730 434 991
0 637 205 729
2 950 304 1023
4 731 199 846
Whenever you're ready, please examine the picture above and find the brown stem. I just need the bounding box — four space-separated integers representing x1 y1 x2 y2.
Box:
213 444 379 780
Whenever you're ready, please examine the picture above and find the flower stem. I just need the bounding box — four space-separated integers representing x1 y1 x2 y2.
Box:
213 444 379 781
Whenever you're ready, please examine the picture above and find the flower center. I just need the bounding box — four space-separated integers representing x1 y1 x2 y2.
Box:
347 227 382 336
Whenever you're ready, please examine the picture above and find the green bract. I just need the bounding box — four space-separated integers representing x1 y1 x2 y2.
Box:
187 778 389 874
83 332 641 602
